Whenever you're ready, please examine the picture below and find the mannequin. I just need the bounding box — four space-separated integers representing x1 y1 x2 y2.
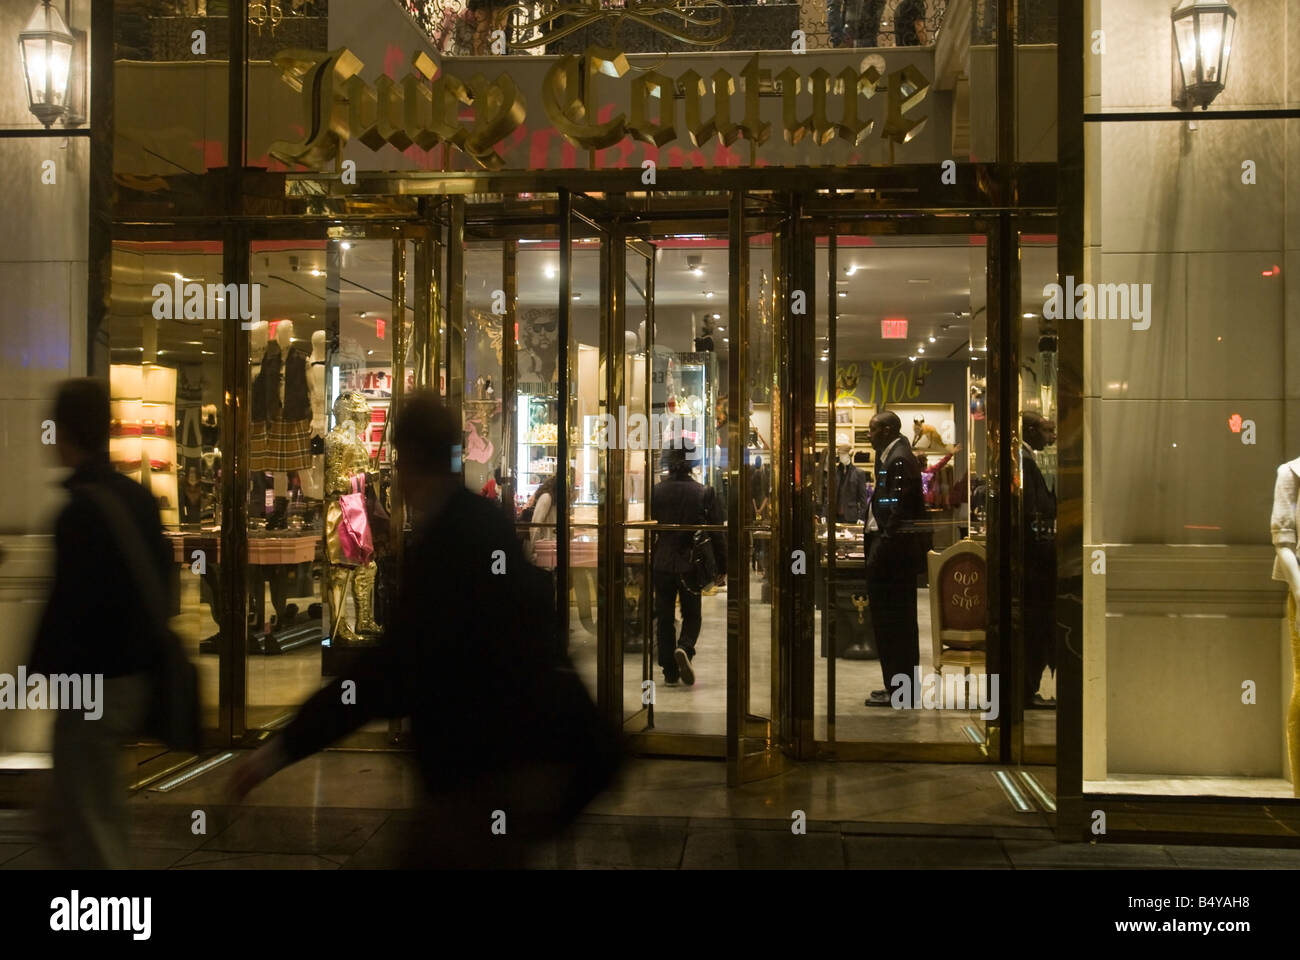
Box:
252 320 314 526
325 391 380 642
297 329 327 501
1270 456 1300 797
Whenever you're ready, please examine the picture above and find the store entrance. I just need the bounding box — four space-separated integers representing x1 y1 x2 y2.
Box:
456 193 1058 786
458 192 794 782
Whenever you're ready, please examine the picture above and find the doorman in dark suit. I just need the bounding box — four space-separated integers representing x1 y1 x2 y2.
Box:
863 410 925 707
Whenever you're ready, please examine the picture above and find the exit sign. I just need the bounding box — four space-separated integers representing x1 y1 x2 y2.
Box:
881 318 908 339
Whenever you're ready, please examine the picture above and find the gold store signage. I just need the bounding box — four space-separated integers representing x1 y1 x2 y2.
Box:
269 46 930 171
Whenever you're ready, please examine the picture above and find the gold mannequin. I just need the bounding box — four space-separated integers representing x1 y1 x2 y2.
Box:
325 391 379 642
1270 456 1300 797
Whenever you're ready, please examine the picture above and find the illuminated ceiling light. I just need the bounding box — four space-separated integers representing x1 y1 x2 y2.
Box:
544 265 556 279
1022 312 1035 318
704 291 714 299
712 313 721 319
917 346 925 353
845 264 859 276
310 268 323 277
1172 0 1237 111
928 336 936 343
340 241 352 250
837 290 848 298
572 293 581 300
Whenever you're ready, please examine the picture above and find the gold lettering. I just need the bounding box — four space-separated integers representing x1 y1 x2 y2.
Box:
628 70 677 147
738 55 771 146
270 47 364 168
882 64 930 145
463 73 527 169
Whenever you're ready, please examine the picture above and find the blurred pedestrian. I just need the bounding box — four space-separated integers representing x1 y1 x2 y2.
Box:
229 390 620 867
30 378 172 869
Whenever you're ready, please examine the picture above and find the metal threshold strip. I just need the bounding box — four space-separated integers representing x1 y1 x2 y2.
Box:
137 752 237 794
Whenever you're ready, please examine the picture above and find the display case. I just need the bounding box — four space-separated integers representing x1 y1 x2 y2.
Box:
516 389 558 505
652 350 720 490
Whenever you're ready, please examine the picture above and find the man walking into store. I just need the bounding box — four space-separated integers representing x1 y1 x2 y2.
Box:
863 410 926 707
651 446 726 687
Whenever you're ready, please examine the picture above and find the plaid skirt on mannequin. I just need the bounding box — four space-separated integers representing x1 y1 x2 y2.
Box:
250 417 313 472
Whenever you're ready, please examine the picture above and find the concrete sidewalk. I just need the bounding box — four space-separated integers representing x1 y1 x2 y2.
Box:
2 752 1298 869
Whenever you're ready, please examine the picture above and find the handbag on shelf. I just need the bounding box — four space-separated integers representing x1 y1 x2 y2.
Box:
338 474 374 565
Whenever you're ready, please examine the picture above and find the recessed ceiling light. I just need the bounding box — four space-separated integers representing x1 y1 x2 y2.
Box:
712 313 721 319
723 337 729 343
1022 312 1035 318
716 326 724 332
367 349 374 355
846 265 859 276
340 242 351 250
819 356 829 362
572 293 581 300
917 346 925 353
837 291 847 298
928 336 936 343
691 267 704 277
310 268 323 277
909 355 917 362
545 266 556 279
704 291 714 299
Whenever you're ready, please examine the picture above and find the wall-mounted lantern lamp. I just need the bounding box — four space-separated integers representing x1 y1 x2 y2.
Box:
1172 0 1237 111
18 0 86 128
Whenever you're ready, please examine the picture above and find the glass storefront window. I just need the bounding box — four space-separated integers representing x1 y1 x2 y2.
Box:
1082 112 1293 798
108 239 225 733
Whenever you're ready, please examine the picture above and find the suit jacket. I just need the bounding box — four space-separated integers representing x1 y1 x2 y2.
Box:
865 436 924 577
651 475 727 574
825 461 869 523
1021 443 1057 543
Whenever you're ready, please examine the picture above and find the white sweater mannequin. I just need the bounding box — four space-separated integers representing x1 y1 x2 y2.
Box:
1270 456 1300 797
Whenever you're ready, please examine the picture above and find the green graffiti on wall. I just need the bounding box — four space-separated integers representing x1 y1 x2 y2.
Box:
815 359 931 406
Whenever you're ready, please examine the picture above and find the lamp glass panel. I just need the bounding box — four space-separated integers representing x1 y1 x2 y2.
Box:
21 37 48 103
48 37 72 106
1220 13 1235 87
1198 11 1225 84
1173 16 1197 90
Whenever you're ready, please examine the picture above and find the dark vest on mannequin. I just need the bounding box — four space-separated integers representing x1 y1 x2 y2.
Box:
252 340 312 423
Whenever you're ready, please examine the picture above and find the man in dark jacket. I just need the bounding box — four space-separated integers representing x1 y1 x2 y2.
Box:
651 446 726 687
231 391 620 867
31 378 172 869
862 410 926 707
1022 412 1058 706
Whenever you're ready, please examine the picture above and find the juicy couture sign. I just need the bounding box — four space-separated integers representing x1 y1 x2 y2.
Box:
269 46 932 172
